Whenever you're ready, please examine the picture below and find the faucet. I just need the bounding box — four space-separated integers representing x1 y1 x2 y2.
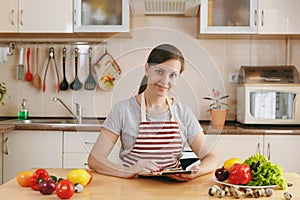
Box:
53 97 82 122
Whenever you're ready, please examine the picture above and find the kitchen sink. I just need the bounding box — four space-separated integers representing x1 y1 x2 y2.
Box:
0 118 104 126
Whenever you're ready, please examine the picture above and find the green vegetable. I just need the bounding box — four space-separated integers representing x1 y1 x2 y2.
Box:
244 153 287 189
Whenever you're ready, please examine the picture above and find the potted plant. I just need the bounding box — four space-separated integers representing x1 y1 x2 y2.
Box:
0 82 7 106
203 89 229 130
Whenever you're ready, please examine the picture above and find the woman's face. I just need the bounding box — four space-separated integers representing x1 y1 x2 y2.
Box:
145 59 181 96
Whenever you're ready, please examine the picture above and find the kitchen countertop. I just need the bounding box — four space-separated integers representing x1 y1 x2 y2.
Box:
0 124 15 132
1 118 300 134
0 169 298 199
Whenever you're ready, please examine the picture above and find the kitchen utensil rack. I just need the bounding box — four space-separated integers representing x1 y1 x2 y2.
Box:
0 41 107 56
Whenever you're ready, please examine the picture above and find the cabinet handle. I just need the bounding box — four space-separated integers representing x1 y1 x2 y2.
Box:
256 142 261 154
84 142 95 145
84 162 88 166
20 9 23 26
261 10 264 27
74 9 77 26
254 10 257 26
267 143 271 160
3 137 9 155
11 9 14 26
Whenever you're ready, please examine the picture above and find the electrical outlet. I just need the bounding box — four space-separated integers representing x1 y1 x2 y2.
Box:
229 73 239 83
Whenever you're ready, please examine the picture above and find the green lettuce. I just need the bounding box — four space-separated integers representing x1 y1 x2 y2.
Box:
244 153 287 189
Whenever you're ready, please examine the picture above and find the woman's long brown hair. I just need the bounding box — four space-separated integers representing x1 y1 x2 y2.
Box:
138 44 185 94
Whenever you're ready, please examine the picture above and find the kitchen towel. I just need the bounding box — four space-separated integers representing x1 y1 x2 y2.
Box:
0 47 9 64
250 91 276 119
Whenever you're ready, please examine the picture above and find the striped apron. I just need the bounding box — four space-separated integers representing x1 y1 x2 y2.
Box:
122 93 183 169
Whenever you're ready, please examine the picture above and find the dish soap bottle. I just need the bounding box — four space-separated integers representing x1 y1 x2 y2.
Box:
18 99 29 120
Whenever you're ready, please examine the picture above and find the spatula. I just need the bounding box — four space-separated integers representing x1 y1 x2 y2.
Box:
32 47 41 89
25 48 32 82
70 47 82 91
84 47 97 90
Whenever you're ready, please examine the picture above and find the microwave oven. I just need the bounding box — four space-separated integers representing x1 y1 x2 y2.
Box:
237 84 300 125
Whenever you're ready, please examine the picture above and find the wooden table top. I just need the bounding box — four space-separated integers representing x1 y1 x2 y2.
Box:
0 169 299 199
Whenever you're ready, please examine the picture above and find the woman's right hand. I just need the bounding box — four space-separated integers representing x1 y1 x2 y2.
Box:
131 159 160 174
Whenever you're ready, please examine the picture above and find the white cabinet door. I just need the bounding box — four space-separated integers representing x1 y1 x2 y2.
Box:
206 134 264 167
200 0 258 34
2 130 63 183
0 0 18 32
19 0 73 33
74 0 130 32
63 131 122 168
0 132 3 184
258 0 300 34
264 135 300 174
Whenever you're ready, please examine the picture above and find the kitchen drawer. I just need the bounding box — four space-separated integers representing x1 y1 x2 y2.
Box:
64 131 99 153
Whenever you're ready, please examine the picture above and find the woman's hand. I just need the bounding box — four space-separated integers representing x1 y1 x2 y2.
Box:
131 159 160 174
166 165 200 181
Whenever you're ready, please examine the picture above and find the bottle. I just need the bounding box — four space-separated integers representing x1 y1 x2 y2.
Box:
18 99 29 120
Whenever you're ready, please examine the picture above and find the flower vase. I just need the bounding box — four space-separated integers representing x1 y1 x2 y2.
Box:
210 109 227 130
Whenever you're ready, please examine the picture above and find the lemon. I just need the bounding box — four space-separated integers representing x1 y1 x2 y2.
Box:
223 158 243 171
67 169 91 186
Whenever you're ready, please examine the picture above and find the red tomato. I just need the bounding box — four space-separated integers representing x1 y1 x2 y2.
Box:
33 168 49 180
29 177 39 191
86 170 93 185
56 180 75 199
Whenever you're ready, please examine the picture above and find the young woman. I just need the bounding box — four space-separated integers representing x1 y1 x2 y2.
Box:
88 44 219 181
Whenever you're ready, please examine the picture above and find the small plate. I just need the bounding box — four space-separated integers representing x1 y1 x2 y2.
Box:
212 176 278 189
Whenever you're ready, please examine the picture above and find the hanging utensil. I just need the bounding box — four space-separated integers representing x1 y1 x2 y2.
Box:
60 47 69 91
43 47 60 93
16 47 25 80
32 47 41 89
70 47 82 91
84 47 97 90
93 49 121 91
25 48 32 82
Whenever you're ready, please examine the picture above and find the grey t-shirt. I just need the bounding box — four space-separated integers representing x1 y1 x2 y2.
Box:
103 96 203 159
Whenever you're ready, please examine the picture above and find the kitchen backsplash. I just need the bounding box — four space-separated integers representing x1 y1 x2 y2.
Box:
1 16 300 121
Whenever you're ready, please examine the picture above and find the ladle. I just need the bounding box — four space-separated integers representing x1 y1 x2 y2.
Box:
60 47 69 91
70 47 82 91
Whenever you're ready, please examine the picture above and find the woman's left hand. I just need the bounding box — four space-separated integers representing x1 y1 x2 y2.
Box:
167 165 200 181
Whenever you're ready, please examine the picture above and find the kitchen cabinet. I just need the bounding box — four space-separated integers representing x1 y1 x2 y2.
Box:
73 0 130 32
0 0 18 32
208 134 300 174
200 0 257 34
2 130 63 183
199 0 300 35
0 132 3 184
0 0 73 33
63 131 122 169
206 134 263 166
264 135 300 174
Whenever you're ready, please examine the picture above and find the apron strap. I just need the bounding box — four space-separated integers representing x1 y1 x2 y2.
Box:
140 93 175 122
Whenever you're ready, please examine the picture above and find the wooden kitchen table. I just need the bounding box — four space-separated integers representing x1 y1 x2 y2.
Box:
0 169 299 199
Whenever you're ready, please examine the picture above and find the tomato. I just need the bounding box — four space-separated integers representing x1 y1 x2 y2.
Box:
29 177 39 191
16 171 33 187
33 168 49 180
30 169 50 191
56 180 75 199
